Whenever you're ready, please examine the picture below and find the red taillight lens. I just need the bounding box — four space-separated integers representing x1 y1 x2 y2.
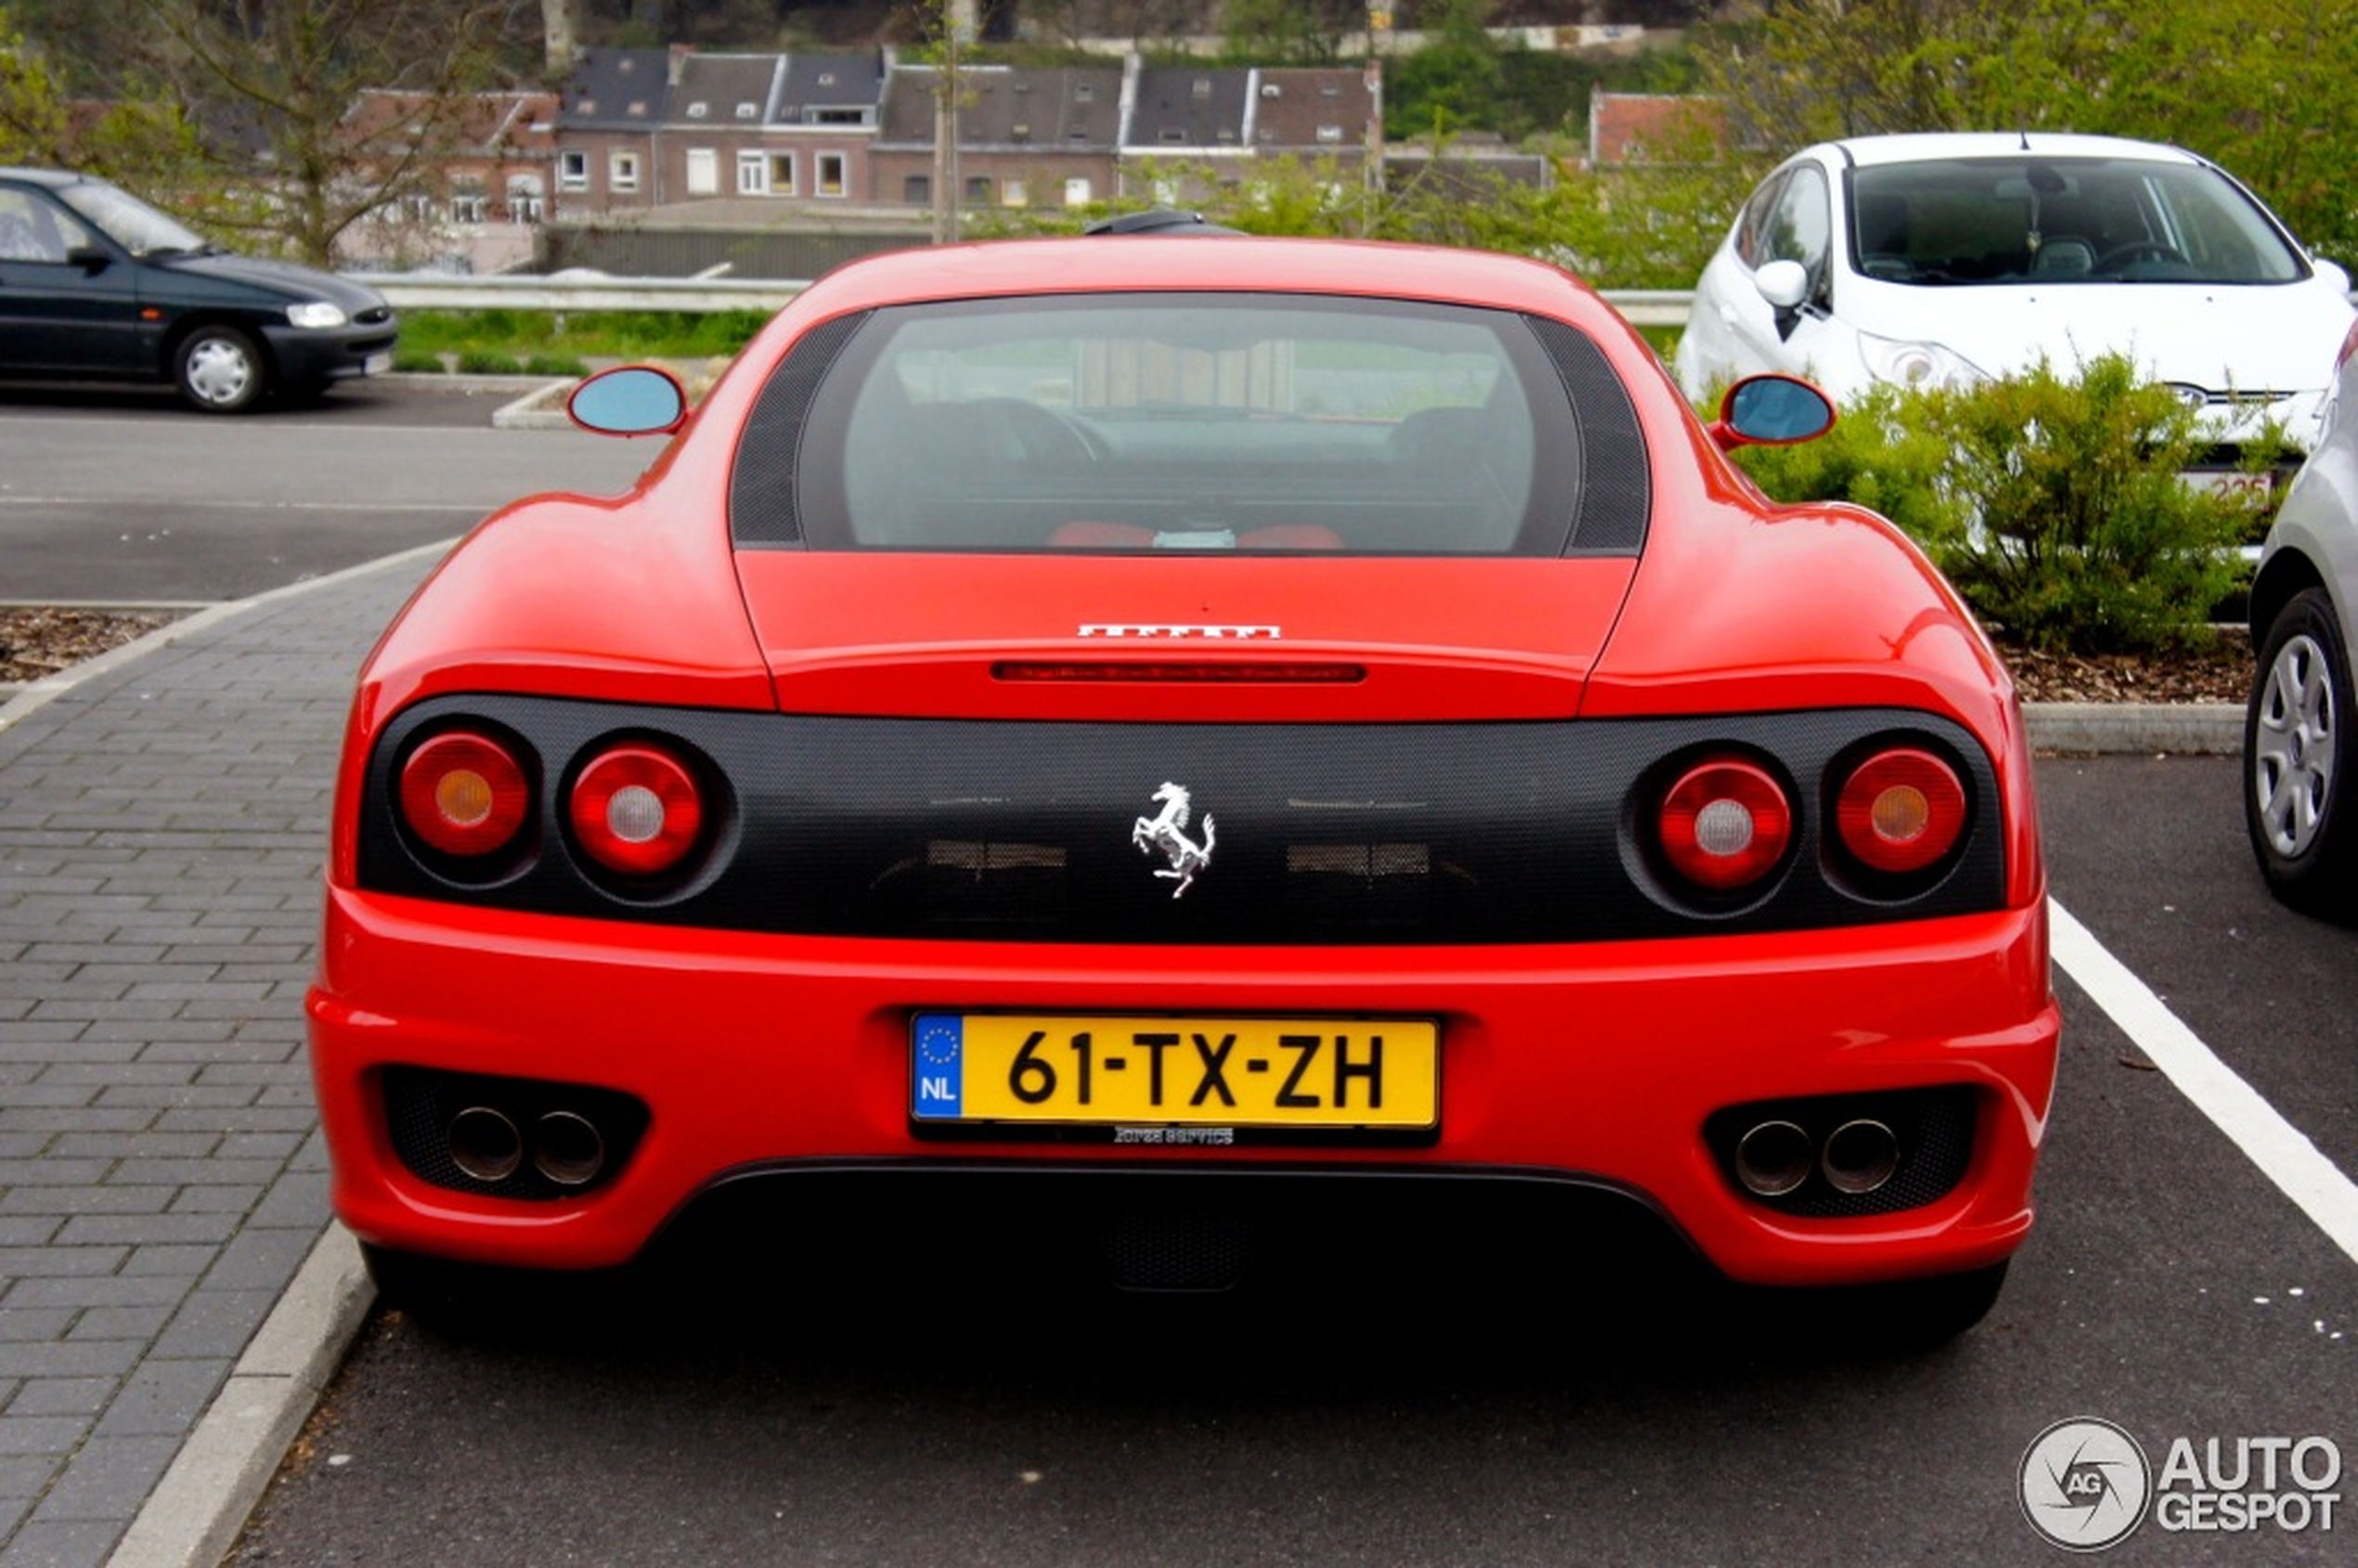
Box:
2337 316 2358 375
1835 748 1965 875
1658 758 1793 891
398 732 530 859
568 745 705 876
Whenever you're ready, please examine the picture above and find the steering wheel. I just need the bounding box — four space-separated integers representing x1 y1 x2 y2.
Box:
973 398 1101 463
2093 240 2191 272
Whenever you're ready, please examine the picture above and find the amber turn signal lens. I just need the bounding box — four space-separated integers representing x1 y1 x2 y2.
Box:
1658 758 1793 891
1835 748 1965 874
398 732 530 858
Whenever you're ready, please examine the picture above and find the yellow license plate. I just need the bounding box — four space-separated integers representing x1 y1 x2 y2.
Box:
911 1013 1438 1130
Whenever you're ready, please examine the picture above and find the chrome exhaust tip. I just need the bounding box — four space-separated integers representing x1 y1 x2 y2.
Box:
1821 1119 1900 1195
531 1109 606 1188
1732 1120 1815 1198
448 1106 523 1184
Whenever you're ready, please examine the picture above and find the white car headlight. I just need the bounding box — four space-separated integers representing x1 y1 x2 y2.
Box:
1856 330 1987 392
285 301 349 330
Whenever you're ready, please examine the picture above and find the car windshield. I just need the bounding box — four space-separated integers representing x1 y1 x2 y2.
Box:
1848 156 2309 285
51 179 211 258
779 294 1613 556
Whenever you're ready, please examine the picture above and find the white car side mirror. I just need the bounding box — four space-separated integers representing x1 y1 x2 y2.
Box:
2314 257 2352 297
1755 259 1810 311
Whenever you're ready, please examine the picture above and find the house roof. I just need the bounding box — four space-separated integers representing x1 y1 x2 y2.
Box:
879 64 1124 151
558 48 672 132
1587 93 1723 167
668 54 784 130
779 53 886 124
1247 67 1375 151
1128 67 1249 150
341 89 558 155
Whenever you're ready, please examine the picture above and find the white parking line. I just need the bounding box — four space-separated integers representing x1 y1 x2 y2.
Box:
2050 897 2358 1269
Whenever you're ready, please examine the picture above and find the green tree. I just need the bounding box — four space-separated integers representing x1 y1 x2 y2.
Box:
139 0 522 265
0 5 209 190
1696 0 2358 259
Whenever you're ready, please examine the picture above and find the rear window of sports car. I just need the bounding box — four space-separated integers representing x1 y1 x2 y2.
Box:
730 293 1651 557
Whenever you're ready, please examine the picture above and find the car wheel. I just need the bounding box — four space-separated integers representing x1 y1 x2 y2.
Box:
2246 586 2357 916
175 325 268 413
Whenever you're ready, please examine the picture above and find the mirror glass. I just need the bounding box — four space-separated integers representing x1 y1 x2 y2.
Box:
568 367 686 435
1725 375 1835 444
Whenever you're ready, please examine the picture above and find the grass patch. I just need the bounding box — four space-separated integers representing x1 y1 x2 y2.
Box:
394 308 769 368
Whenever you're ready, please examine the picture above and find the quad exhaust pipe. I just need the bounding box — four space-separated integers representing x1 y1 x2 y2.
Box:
1731 1115 1899 1199
445 1106 608 1189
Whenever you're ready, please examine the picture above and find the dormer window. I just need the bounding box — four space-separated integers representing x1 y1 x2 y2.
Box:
735 102 757 118
686 101 709 119
627 99 648 116
1192 78 1211 98
1322 82 1341 97
1160 128 1185 144
1317 124 1343 143
1075 83 1095 102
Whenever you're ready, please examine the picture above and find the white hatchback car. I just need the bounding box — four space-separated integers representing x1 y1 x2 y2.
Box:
2247 318 2358 915
1676 133 2355 478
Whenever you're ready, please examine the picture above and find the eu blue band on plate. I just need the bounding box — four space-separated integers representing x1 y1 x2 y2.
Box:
912 1014 964 1119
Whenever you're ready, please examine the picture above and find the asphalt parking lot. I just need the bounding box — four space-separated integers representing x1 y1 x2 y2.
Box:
0 381 2352 1567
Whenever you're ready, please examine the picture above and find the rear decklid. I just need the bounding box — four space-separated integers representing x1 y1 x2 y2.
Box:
732 551 1636 721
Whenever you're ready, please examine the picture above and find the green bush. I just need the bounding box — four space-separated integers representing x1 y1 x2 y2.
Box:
457 349 523 375
1732 354 2280 653
522 353 590 378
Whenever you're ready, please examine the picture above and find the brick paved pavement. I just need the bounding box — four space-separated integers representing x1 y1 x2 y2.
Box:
0 556 429 1568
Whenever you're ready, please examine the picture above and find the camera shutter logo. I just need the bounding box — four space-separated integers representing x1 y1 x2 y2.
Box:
2021 1418 2152 1551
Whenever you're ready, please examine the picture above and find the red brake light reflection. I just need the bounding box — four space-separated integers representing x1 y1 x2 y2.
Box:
569 745 705 876
1836 748 1965 875
1658 759 1793 891
398 732 530 858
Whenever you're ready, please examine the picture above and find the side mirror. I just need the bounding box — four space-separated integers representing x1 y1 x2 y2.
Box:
1754 258 1811 342
2315 257 2352 297
1708 373 1836 452
566 364 688 437
66 244 110 274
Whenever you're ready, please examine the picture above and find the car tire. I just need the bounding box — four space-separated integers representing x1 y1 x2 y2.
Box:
175 324 268 413
2245 586 2358 916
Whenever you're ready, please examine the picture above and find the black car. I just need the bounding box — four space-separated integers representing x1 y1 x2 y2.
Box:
0 167 397 412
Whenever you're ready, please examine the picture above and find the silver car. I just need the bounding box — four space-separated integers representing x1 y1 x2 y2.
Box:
2247 318 2358 914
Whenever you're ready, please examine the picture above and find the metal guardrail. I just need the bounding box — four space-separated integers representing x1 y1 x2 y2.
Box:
350 271 1699 327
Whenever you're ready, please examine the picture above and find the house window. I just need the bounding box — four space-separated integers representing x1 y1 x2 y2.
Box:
1063 176 1092 207
770 153 796 195
736 150 769 195
686 101 709 120
558 150 589 191
685 148 719 196
1316 124 1343 144
817 152 846 197
965 175 992 204
610 150 640 191
1002 178 1028 207
904 174 930 204
735 102 758 120
450 183 487 224
507 175 545 224
403 193 435 225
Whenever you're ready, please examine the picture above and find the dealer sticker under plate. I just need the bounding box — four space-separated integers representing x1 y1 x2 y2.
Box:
911 1013 1438 1130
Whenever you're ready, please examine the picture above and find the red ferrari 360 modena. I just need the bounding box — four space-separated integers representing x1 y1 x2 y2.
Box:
307 218 2058 1340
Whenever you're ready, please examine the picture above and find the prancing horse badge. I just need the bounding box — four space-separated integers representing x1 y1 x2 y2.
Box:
1132 782 1214 898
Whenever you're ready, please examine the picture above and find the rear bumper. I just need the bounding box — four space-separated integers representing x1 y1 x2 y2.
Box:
307 887 2059 1288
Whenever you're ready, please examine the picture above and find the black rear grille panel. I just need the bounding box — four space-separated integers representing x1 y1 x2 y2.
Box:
359 699 2007 944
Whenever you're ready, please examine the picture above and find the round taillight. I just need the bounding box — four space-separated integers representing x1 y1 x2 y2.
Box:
398 732 530 859
1658 758 1793 891
568 744 705 877
1836 748 1966 875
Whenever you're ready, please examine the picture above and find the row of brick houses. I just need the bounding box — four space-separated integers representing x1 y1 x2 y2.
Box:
557 46 1385 214
333 45 1396 270
328 50 1731 274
